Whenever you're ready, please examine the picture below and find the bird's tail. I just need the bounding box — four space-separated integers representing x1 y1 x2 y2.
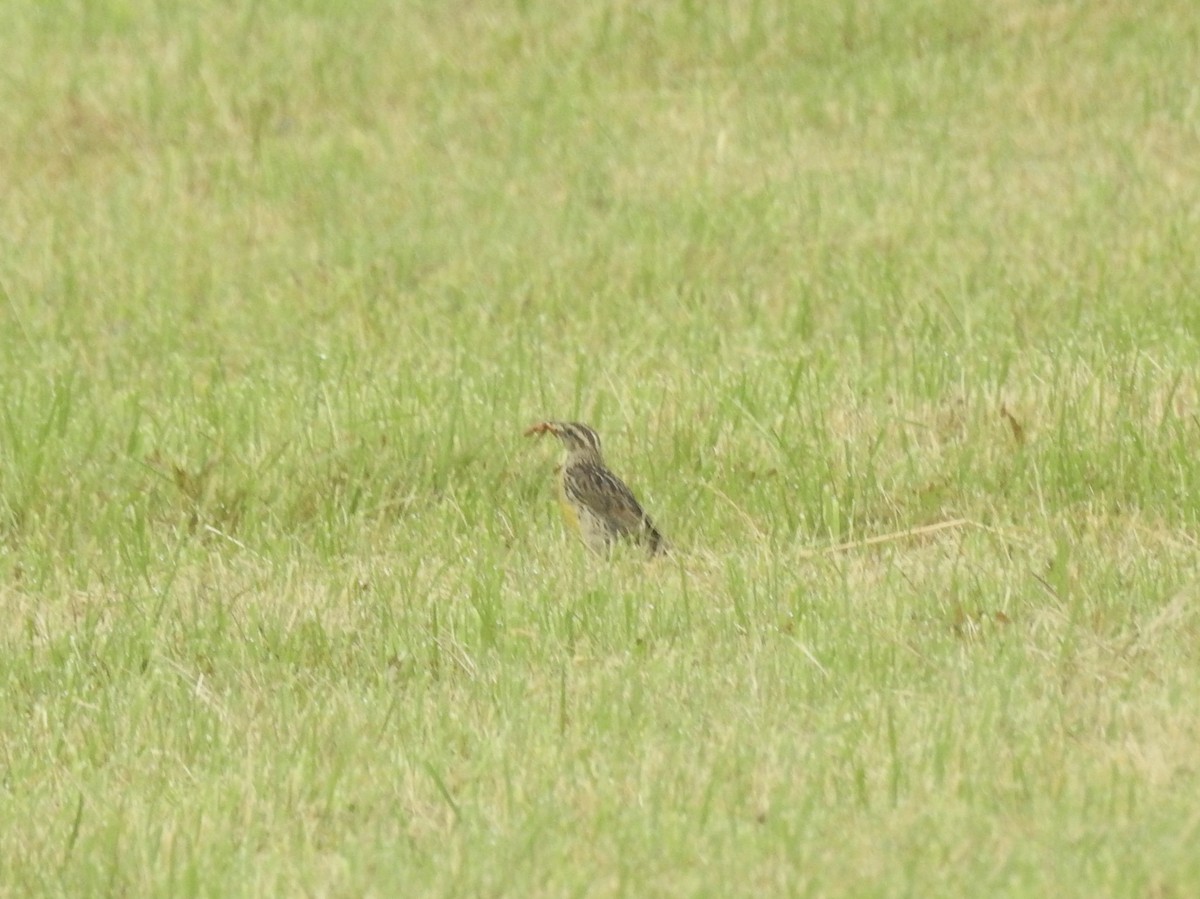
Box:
643 519 668 556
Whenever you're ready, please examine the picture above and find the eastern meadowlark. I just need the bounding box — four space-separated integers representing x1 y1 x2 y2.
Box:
525 420 667 557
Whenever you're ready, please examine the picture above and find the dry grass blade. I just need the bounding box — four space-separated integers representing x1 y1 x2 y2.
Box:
798 518 972 558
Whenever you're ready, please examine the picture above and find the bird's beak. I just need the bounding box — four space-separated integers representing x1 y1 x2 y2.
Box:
524 421 557 437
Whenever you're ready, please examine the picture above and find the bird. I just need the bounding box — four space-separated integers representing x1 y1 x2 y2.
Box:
524 420 667 557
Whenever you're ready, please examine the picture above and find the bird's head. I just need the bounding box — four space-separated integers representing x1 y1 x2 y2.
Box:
524 421 604 456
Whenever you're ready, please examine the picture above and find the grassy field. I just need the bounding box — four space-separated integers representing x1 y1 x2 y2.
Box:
2 0 1199 895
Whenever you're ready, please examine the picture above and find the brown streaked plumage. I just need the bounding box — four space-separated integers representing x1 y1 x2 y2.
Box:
524 421 666 556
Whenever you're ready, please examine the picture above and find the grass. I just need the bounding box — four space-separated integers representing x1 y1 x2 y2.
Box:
2 0 1199 895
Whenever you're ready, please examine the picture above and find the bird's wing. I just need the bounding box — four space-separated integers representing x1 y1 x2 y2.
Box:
564 463 650 535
